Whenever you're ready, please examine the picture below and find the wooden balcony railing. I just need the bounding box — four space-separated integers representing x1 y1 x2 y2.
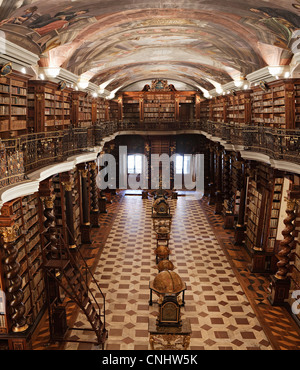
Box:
0 120 300 193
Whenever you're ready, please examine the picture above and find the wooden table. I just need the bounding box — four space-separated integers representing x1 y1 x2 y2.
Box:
148 318 191 350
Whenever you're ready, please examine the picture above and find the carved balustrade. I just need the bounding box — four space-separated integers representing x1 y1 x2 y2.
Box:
0 120 300 193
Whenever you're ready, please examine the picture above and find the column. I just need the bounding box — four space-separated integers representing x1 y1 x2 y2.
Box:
208 145 216 205
269 198 297 305
0 224 28 334
139 96 144 123
214 147 223 215
79 168 92 244
39 179 58 259
223 151 234 229
39 186 62 304
61 177 76 250
90 162 100 228
234 160 247 245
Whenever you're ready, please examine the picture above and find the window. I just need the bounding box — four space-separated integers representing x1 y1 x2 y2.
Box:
175 155 191 175
128 154 143 174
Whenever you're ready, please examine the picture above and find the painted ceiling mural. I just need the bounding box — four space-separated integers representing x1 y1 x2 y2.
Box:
0 0 300 92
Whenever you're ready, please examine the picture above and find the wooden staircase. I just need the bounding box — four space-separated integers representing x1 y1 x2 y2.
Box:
43 232 107 349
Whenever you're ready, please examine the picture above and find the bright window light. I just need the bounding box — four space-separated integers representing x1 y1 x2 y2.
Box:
176 155 191 175
176 155 183 174
128 154 143 174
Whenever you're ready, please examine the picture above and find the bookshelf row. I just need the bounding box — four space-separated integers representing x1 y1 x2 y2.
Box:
0 74 110 138
0 75 28 134
122 92 197 122
244 174 284 257
0 194 45 334
202 79 300 129
0 162 96 348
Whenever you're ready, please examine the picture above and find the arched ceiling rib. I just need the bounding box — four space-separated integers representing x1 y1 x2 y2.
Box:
0 0 299 92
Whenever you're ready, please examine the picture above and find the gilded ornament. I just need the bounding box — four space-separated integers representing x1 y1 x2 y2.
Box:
81 169 88 178
41 195 55 209
62 181 73 191
0 225 19 243
90 162 97 170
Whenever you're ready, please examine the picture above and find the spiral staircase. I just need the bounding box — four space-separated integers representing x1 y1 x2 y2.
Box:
43 230 107 349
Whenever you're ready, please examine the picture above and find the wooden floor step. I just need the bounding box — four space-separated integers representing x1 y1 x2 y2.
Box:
85 303 93 316
82 296 90 307
89 309 97 323
73 282 84 292
98 328 108 343
44 260 69 270
65 267 75 277
69 272 80 285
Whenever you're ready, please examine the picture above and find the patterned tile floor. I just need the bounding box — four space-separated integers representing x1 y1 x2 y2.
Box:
200 198 300 350
32 191 300 350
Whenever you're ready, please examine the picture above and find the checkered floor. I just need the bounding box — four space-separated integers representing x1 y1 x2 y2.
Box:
63 193 272 350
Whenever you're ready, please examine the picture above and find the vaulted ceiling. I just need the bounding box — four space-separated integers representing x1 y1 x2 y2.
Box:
0 0 299 93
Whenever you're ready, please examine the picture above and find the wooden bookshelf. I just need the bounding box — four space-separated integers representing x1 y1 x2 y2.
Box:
211 97 225 123
294 81 300 129
96 97 107 122
143 92 175 123
199 98 209 122
52 174 66 242
245 178 262 253
143 95 160 123
71 91 93 128
28 81 72 132
0 194 45 338
159 94 175 122
0 73 28 138
227 91 251 125
266 177 284 254
52 171 81 247
251 80 295 129
123 96 140 123
108 100 119 122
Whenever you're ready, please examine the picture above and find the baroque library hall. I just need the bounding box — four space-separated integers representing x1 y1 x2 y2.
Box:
0 0 300 353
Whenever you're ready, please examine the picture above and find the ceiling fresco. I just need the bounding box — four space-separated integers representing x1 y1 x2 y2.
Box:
0 0 299 92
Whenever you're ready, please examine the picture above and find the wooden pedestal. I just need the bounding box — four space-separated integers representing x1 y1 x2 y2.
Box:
51 306 68 342
224 212 234 229
250 250 266 273
81 224 92 244
214 191 223 215
234 224 245 245
90 210 100 228
99 197 107 213
268 275 291 306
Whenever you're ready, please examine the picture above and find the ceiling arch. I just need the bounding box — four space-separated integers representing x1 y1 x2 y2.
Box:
0 0 299 92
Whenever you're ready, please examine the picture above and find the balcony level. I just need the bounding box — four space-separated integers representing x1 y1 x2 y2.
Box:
0 119 300 207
